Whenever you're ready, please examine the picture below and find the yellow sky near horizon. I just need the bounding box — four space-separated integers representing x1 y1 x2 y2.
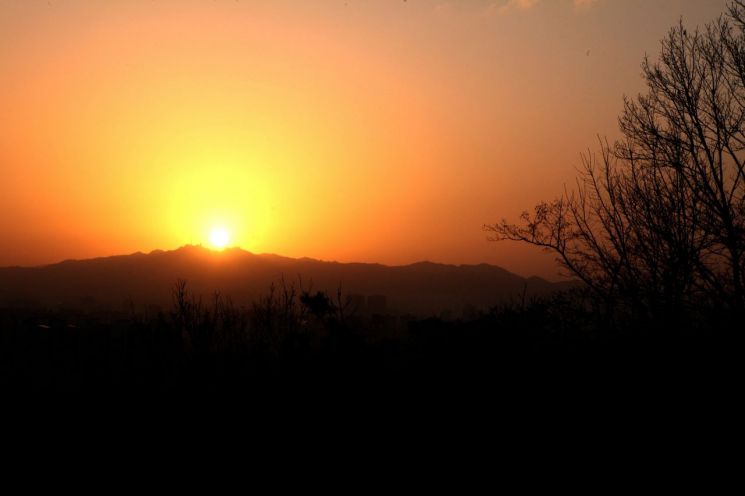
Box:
0 0 729 278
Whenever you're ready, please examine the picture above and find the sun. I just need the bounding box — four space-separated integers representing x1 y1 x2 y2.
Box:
208 227 231 250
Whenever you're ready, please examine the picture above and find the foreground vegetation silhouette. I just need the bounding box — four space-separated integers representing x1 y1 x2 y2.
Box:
0 277 735 393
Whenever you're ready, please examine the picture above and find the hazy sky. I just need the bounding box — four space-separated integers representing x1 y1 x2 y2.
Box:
0 0 729 278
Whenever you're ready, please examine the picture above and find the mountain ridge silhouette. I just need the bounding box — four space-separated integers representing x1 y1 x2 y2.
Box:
0 245 575 316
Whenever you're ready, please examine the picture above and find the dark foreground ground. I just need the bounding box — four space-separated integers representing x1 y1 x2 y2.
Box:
0 289 738 397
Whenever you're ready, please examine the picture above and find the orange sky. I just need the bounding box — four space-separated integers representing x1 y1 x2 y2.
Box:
0 0 728 278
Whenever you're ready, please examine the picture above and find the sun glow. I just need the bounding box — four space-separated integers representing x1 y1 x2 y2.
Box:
208 227 231 250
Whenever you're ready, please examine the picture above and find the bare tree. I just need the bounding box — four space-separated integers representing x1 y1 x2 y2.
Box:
486 3 745 320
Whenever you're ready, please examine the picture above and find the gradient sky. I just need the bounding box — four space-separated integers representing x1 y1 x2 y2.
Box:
0 0 729 278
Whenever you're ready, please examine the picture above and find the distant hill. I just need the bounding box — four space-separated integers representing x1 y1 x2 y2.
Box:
0 245 576 316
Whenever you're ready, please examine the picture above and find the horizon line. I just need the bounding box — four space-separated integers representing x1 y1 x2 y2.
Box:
0 243 559 279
